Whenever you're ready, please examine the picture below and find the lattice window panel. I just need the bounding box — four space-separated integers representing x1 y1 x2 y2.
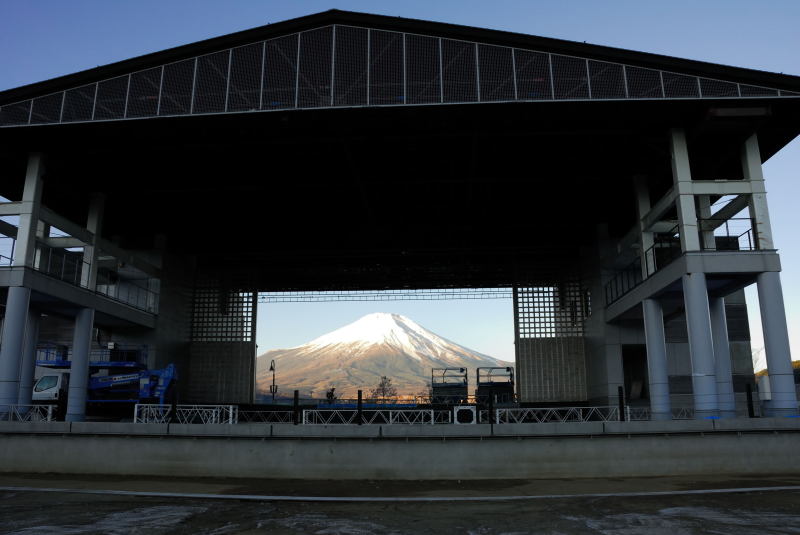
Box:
159 59 194 116
478 44 515 101
30 93 63 124
193 51 229 114
94 76 129 120
228 42 264 112
4 23 797 129
298 27 333 108
126 67 162 118
263 33 298 109
441 39 477 103
191 287 255 342
405 33 440 104
515 49 551 100
333 25 368 107
61 84 96 122
626 66 663 99
514 281 588 402
514 282 586 339
551 55 589 100
588 60 626 100
368 30 404 105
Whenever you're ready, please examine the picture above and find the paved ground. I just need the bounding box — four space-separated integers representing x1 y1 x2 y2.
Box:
2 473 800 534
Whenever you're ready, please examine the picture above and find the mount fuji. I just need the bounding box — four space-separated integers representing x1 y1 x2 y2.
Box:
255 312 510 398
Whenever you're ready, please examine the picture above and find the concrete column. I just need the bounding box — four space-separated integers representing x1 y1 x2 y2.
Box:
741 134 774 250
81 193 104 290
709 297 736 418
65 308 95 422
16 310 41 405
682 272 719 418
633 175 655 277
670 129 701 252
642 299 671 420
697 195 716 251
0 287 32 407
756 272 798 416
13 153 44 268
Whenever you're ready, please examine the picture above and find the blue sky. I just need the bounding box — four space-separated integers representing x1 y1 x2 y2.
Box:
1 1 798 366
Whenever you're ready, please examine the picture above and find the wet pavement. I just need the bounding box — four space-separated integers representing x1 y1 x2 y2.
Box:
2 473 800 534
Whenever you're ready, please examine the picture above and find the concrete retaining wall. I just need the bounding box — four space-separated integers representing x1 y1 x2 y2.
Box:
1 419 798 480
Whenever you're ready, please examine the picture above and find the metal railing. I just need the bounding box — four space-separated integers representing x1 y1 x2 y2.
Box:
134 404 238 424
496 406 621 424
2 24 796 129
0 404 56 422
134 404 172 423
605 233 682 305
96 269 160 314
699 217 757 251
238 410 295 424
303 409 442 425
32 243 90 288
175 405 238 424
625 406 695 421
0 235 15 266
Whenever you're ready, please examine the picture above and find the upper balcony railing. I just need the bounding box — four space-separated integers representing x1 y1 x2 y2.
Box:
699 217 757 252
604 217 759 305
1 24 798 128
0 234 160 314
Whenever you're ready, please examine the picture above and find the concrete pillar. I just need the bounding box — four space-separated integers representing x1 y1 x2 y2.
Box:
642 299 671 420
682 272 719 418
13 153 44 268
81 193 104 290
65 308 95 422
17 310 40 405
756 272 798 416
741 134 774 250
697 195 716 251
709 297 736 418
0 287 32 407
633 175 655 277
670 129 701 252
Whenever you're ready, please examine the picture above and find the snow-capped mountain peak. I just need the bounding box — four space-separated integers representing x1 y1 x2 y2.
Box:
256 312 510 397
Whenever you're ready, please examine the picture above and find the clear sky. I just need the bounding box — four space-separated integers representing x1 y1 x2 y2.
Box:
1 1 798 367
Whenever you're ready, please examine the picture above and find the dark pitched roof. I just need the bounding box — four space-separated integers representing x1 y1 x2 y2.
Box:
1 8 798 104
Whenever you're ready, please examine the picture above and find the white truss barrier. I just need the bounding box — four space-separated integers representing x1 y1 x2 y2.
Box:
626 406 696 421
302 409 443 425
0 404 55 422
133 404 238 424
496 406 622 424
238 410 294 424
133 404 172 424
175 405 238 424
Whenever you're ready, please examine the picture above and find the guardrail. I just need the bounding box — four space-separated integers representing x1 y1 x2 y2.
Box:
133 404 171 423
134 404 238 424
130 404 746 425
626 406 695 421
0 404 56 422
303 409 444 425
238 410 294 424
496 406 622 424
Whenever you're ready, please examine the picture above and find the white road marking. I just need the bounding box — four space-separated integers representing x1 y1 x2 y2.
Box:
1 485 799 502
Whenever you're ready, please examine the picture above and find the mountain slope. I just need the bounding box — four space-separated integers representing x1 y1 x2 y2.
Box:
255 313 510 398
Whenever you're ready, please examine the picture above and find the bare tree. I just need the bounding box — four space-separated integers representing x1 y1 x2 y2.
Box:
370 376 398 402
325 385 338 405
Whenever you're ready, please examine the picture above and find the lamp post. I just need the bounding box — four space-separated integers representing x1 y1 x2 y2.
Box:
269 359 277 403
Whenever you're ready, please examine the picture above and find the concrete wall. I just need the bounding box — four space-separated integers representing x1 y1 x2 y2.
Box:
1 419 798 480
